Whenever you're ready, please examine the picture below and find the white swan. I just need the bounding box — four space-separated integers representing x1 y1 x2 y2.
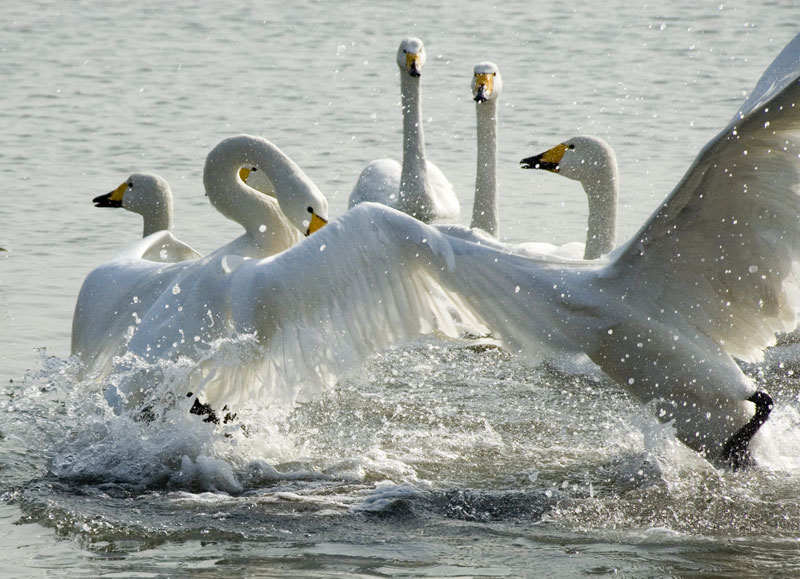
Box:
348 37 459 223
72 135 329 379
470 62 502 237
91 173 203 260
73 174 203 376
203 135 328 259
139 32 800 470
518 136 618 260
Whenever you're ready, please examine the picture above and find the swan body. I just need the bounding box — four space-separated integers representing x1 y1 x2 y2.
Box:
348 37 459 223
104 202 468 414
470 62 503 237
71 230 197 378
73 136 328 379
519 136 618 260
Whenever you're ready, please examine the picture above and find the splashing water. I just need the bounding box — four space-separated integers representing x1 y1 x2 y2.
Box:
2 338 800 574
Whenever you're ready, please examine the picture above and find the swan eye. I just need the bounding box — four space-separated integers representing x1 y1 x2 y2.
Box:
127 181 133 188
568 144 575 150
251 167 258 172
307 206 313 213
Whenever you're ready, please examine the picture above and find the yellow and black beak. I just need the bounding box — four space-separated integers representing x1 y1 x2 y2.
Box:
520 143 569 173
93 181 128 207
306 212 328 236
239 166 257 183
406 52 422 77
474 72 494 103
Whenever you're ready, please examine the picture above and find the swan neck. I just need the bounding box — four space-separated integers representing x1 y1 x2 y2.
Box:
582 166 618 260
398 72 433 220
142 203 173 237
471 100 499 237
203 137 303 255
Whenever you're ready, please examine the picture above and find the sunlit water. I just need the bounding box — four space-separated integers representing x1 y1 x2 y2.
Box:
2 1 800 576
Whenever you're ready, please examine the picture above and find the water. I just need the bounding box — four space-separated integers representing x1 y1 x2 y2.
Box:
2 1 800 576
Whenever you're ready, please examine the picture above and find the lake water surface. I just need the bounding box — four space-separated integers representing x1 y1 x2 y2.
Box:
2 1 800 577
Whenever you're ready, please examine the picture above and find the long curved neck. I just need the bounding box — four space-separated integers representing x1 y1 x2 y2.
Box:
471 99 498 237
398 72 433 221
582 164 618 260
141 202 173 237
203 137 301 258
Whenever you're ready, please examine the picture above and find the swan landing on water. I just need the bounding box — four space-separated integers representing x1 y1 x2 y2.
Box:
82 33 800 471
245 31 799 469
434 33 800 468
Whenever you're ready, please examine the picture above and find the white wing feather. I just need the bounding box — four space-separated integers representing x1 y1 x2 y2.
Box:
143 204 472 410
608 56 800 363
71 231 200 376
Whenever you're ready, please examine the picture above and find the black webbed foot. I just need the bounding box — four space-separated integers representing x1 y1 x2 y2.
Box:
187 392 237 424
721 391 773 470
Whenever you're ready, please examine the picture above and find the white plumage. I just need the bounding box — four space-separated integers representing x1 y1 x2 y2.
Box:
83 33 800 470
520 135 618 260
348 37 459 223
72 135 328 379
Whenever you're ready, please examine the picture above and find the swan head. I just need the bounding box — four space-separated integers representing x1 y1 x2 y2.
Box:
397 37 426 77
276 178 329 236
472 62 502 103
93 173 174 236
241 164 326 234
520 135 617 185
93 173 172 217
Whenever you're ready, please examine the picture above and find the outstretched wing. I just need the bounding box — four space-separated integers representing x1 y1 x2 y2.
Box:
609 32 800 362
199 203 475 409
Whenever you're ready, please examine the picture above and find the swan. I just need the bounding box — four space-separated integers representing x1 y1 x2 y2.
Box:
470 62 503 237
73 174 203 376
149 31 800 470
203 135 328 259
72 135 329 379
91 173 202 261
348 37 459 223
518 136 618 260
